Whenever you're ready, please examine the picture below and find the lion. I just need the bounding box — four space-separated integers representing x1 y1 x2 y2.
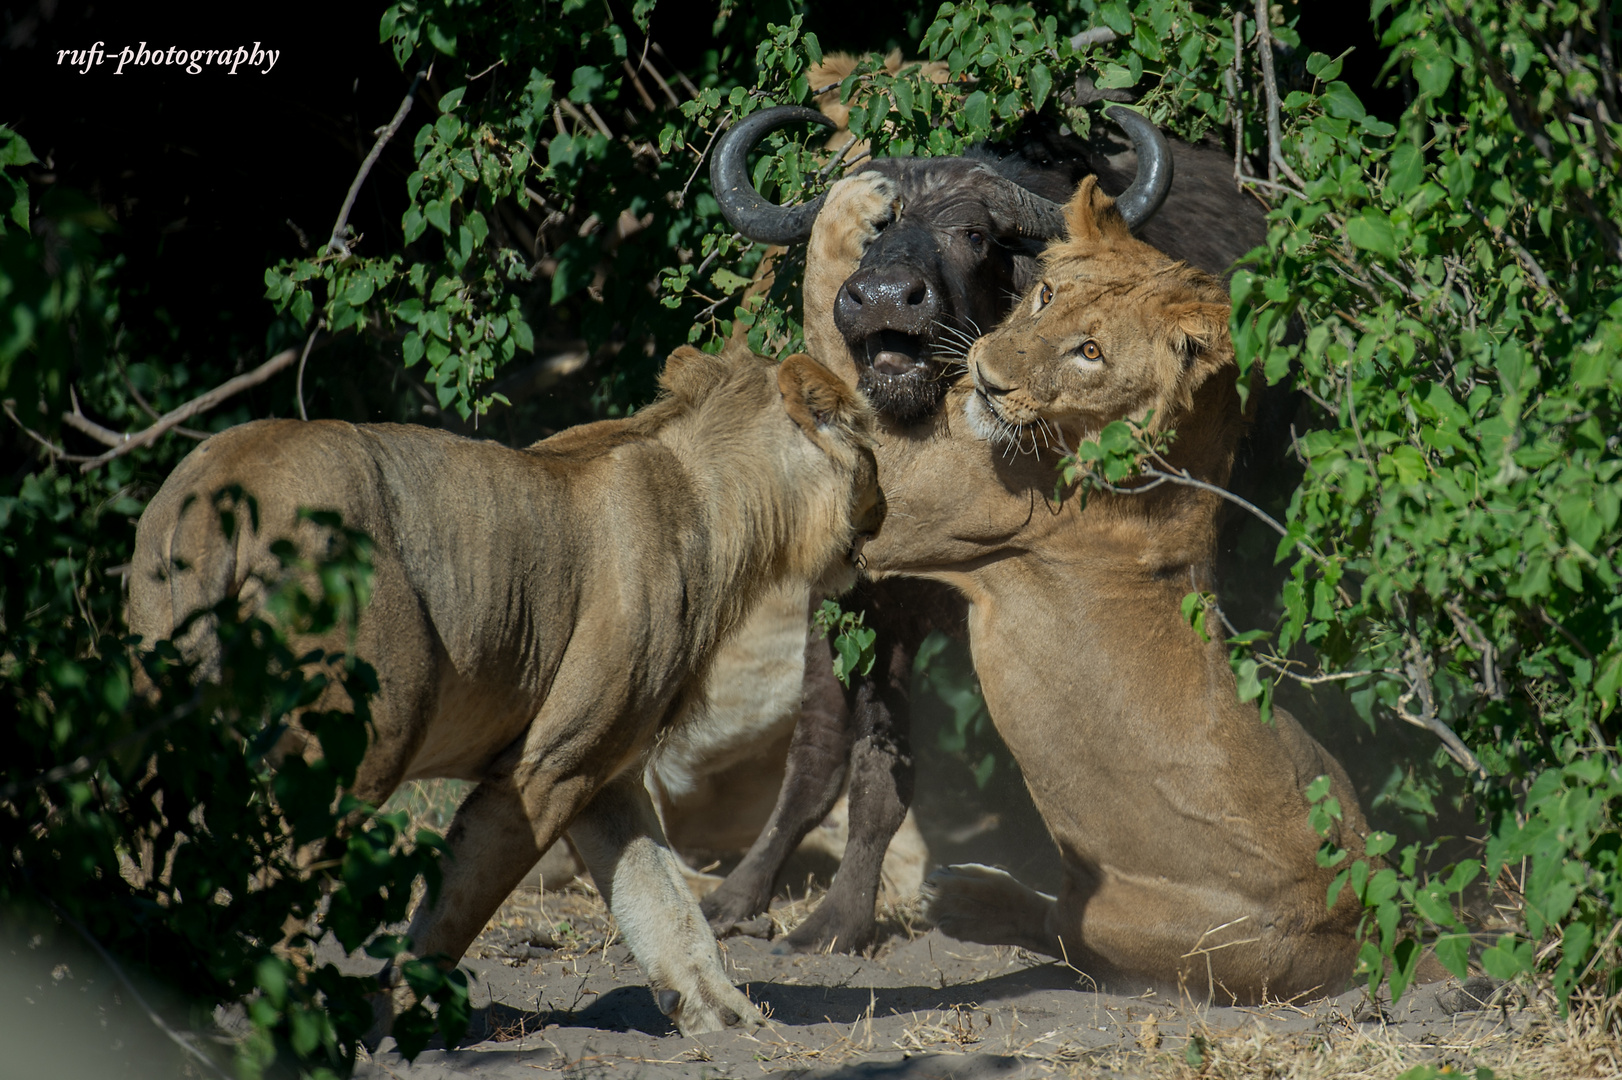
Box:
858 175 1370 1003
126 344 883 1036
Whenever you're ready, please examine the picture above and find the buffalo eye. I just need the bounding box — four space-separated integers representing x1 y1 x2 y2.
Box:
967 230 985 248
1079 340 1104 362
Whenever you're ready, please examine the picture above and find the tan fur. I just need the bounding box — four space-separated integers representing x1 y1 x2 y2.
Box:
807 51 951 158
643 578 928 906
856 176 1369 1004
127 346 882 1036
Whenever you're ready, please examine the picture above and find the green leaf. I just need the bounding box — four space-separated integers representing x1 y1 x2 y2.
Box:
960 90 991 135
1321 81 1367 120
1028 63 1052 111
1388 142 1424 195
1346 211 1396 258
424 199 451 235
437 86 466 112
1434 933 1471 979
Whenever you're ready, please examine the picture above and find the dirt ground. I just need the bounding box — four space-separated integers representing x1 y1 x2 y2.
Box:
348 882 1547 1080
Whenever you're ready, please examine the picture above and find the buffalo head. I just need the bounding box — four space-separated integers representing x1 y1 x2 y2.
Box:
710 105 1172 422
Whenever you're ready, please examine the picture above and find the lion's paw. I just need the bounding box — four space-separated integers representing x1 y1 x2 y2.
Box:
655 966 765 1036
922 863 1057 954
813 171 901 264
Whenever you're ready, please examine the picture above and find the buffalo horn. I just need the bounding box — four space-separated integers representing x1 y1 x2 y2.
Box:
1104 104 1173 230
986 105 1176 238
710 105 837 245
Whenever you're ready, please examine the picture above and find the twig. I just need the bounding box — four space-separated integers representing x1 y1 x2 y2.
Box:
677 112 732 209
1396 646 1487 777
116 361 209 439
621 58 659 112
1238 173 1308 200
41 896 232 1079
1252 1 1306 190
1534 606 1596 663
295 322 323 422
78 347 304 472
1444 599 1504 702
651 42 701 99
328 65 430 257
1070 27 1120 49
3 401 94 462
63 387 128 447
1201 585 1385 688
1231 13 1245 189
1463 199 1572 324
1343 366 1378 484
636 52 682 109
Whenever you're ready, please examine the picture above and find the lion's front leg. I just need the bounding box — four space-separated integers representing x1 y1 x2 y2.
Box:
569 772 765 1037
803 170 903 374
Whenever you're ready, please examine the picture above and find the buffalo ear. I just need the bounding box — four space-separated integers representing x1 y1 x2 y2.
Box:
659 345 732 402
1061 175 1134 251
778 353 866 440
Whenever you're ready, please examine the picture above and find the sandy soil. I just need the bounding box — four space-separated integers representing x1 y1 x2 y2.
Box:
349 884 1525 1080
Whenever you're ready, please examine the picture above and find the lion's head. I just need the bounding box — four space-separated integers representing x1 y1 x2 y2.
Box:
962 176 1239 459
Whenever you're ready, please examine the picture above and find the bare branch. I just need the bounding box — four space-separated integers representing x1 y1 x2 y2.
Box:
621 58 659 112
677 112 732 210
295 323 323 422
1464 199 1572 324
4 401 94 462
328 65 431 257
78 347 304 472
1252 2 1307 190
62 387 127 447
1444 599 1504 702
1070 27 1120 49
637 52 683 109
651 42 702 99
1397 647 1488 777
1231 13 1245 190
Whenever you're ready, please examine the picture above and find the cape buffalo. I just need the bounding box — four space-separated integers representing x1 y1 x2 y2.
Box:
694 102 1268 953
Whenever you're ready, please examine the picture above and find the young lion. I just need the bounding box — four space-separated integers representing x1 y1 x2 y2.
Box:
127 345 883 1036
862 176 1370 1003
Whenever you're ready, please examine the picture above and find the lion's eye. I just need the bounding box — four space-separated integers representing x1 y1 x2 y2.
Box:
1034 282 1053 313
1079 340 1103 362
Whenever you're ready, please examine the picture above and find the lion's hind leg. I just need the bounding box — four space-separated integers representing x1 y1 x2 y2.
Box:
922 863 1060 957
569 773 765 1037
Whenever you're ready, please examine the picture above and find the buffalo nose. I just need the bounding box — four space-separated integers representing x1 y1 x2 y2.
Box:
834 266 939 338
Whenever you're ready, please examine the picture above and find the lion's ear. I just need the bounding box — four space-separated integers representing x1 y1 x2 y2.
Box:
1061 175 1134 251
659 345 732 402
778 354 865 439
1165 301 1235 376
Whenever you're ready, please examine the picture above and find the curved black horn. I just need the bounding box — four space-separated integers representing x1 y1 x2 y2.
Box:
981 107 1175 239
1104 104 1173 230
710 105 838 245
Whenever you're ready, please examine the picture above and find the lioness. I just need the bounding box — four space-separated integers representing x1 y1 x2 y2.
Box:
127 345 883 1036
861 176 1369 1003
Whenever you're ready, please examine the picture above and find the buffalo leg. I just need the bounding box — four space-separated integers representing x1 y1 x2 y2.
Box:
701 633 854 930
775 611 915 954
